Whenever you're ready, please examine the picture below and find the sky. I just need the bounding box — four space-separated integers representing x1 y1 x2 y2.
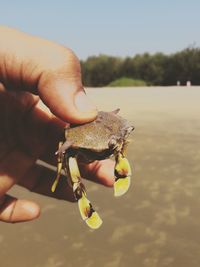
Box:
1 0 200 59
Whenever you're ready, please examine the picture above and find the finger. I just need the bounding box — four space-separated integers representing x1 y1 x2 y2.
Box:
18 164 75 202
0 148 35 197
38 57 98 124
79 159 115 187
18 159 115 201
0 195 40 223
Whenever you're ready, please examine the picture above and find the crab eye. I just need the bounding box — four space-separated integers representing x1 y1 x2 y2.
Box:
108 138 117 148
124 126 134 137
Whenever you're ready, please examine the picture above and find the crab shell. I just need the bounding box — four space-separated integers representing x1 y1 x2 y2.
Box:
64 110 134 161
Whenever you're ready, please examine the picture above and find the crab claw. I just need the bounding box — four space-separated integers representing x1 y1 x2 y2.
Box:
70 157 103 230
78 193 102 229
114 176 131 197
114 153 131 197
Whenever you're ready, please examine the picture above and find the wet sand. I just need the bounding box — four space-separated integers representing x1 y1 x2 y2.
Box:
1 86 200 267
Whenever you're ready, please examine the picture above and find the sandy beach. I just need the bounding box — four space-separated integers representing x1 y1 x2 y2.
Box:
1 86 200 267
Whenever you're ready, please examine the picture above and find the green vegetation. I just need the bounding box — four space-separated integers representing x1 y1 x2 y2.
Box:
108 77 147 87
81 47 200 87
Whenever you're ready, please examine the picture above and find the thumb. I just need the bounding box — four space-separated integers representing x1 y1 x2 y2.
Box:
37 49 97 124
0 26 97 124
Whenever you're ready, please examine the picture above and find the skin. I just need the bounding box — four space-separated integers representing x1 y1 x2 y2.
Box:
0 26 114 223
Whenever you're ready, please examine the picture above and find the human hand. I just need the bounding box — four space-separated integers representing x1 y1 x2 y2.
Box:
0 26 114 223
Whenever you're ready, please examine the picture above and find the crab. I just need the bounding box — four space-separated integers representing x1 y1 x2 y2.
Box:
51 109 134 229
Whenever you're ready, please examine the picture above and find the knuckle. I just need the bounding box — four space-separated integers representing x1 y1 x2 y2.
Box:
58 47 81 77
39 46 82 85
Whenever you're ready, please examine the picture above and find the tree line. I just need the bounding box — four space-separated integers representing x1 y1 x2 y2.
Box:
80 47 200 86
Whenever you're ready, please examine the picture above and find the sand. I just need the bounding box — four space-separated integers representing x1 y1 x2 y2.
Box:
1 86 200 267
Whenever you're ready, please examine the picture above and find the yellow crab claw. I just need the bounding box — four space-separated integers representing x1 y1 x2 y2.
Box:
78 194 102 229
114 153 131 197
86 211 103 229
69 156 102 229
51 177 59 193
115 154 131 177
51 162 62 192
78 193 91 220
114 176 131 197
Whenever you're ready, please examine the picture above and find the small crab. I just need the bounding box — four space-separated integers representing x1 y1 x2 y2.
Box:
51 109 134 229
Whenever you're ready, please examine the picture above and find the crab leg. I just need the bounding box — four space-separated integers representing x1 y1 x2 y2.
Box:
68 156 103 229
51 142 64 192
114 150 131 197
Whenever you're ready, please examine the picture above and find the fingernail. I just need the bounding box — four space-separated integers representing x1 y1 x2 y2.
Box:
75 91 97 113
22 201 40 219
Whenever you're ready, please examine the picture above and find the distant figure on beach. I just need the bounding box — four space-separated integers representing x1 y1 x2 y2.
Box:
186 80 191 86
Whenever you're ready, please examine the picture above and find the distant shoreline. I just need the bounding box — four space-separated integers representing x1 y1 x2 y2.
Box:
86 85 200 89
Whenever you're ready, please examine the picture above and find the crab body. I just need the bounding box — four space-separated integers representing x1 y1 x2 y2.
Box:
51 109 134 229
65 110 133 162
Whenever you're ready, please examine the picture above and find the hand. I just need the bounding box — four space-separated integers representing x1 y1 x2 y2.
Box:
0 26 114 223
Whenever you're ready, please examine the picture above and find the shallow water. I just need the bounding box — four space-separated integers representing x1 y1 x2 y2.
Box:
1 86 200 267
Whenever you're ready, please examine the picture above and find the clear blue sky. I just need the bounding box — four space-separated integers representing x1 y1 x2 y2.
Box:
1 0 200 59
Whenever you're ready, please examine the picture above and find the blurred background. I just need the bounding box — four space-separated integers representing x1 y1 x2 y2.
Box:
1 1 200 267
